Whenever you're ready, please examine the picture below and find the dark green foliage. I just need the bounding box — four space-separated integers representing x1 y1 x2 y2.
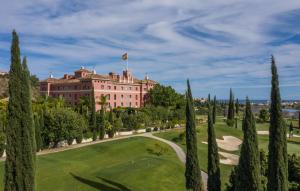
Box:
207 103 221 191
99 108 105 140
288 154 300 189
5 31 36 191
43 108 87 147
225 167 237 191
212 96 217 124
107 110 115 138
148 84 185 108
267 55 288 191
235 98 261 191
235 99 239 115
89 91 97 141
185 80 204 191
260 150 268 191
227 89 235 127
259 109 269 123
0 132 5 157
34 112 42 152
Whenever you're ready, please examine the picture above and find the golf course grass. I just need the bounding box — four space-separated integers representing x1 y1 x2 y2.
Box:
155 116 300 190
0 137 185 191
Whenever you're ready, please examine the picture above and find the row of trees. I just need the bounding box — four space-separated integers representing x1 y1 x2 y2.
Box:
185 56 294 191
2 31 187 191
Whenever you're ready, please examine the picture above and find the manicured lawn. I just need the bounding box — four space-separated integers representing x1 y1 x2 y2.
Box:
0 137 185 191
155 116 300 190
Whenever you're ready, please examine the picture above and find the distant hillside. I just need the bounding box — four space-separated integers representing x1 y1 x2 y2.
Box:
0 73 40 100
0 74 9 99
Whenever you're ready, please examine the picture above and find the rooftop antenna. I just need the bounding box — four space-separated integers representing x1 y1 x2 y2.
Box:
49 71 53 78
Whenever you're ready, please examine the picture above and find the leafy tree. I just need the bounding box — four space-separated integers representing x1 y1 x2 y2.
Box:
34 112 42 152
212 96 217 124
99 107 106 140
227 89 235 127
185 80 204 191
107 110 115 138
288 154 300 190
207 102 221 191
148 84 185 108
259 109 269 123
235 98 261 191
5 31 36 191
268 55 288 191
90 90 97 141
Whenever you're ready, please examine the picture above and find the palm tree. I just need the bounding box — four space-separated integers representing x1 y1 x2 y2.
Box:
79 96 90 116
98 95 108 110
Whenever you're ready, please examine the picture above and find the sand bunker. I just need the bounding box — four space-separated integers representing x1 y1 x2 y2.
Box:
202 136 242 151
219 151 239 165
202 136 242 165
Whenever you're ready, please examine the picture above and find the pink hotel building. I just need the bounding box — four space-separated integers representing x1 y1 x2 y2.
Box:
40 67 157 110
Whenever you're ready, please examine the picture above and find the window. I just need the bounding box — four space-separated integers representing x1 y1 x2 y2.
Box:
121 95 124 99
114 102 116 107
129 102 132 107
129 87 132 90
121 86 124 90
136 87 138 91
121 102 123 106
101 85 104 89
114 94 116 100
136 95 138 100
107 94 110 100
114 86 116 90
129 95 132 99
136 102 138 107
108 86 111 90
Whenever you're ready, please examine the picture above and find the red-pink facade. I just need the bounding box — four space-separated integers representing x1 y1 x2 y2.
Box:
40 68 156 111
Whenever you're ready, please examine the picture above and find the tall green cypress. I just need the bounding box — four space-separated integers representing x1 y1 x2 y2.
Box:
21 57 36 191
227 89 235 127
267 55 288 191
212 96 217 124
235 99 239 115
185 79 204 191
235 98 260 191
99 108 105 140
5 31 36 191
207 102 221 191
90 90 97 141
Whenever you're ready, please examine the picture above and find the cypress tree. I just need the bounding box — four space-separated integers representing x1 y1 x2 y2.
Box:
99 108 105 140
185 79 204 191
21 57 36 191
212 96 217 124
227 89 235 126
34 112 42 152
235 98 260 191
207 102 221 191
5 31 36 191
90 90 97 141
235 98 239 115
267 55 288 191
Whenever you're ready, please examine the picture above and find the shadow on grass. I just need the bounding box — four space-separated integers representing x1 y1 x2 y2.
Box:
70 173 131 191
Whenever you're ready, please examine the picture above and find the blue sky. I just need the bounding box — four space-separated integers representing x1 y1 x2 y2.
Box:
0 0 300 99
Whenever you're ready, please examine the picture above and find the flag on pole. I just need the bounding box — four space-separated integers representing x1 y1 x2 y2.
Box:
122 53 128 60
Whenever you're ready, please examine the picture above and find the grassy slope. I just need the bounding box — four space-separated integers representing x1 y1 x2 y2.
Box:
0 137 185 191
155 116 300 190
